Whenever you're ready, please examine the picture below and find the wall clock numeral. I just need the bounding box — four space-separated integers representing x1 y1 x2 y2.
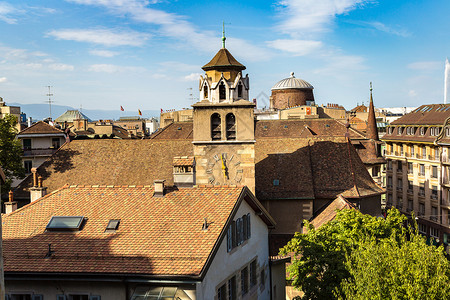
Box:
234 161 241 166
213 154 219 161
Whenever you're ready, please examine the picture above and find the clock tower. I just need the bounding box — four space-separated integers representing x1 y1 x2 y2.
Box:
193 33 255 192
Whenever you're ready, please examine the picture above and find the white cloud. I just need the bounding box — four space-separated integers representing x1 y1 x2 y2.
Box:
88 64 145 73
49 63 74 71
47 28 150 47
183 72 201 81
89 49 119 57
408 90 417 97
0 77 7 83
363 21 410 37
408 61 442 71
275 0 372 37
0 2 20 24
266 39 322 56
313 53 366 76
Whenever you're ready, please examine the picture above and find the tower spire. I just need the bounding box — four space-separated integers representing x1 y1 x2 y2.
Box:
366 82 379 141
222 21 226 48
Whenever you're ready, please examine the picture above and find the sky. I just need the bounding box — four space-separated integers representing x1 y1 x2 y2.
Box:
0 0 449 114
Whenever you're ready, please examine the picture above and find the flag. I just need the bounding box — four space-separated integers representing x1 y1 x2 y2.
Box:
120 106 124 111
161 108 163 113
138 109 142 116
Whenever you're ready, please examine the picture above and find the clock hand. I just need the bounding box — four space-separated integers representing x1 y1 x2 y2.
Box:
221 154 229 180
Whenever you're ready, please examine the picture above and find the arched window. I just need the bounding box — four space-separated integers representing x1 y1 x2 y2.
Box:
211 113 221 140
226 113 236 140
204 84 208 99
219 82 226 101
237 82 243 98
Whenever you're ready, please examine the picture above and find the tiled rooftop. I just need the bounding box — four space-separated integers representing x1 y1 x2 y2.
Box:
17 121 65 136
3 185 250 276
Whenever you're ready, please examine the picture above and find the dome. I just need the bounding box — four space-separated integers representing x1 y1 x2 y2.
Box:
271 72 314 90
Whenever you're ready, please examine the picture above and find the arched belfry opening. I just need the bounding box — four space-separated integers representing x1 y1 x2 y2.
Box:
211 113 221 140
238 82 243 98
219 82 226 102
204 84 208 99
226 113 236 140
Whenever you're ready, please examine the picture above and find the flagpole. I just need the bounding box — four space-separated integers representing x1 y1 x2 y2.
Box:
445 58 449 104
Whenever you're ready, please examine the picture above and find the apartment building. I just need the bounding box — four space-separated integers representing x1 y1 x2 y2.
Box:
382 104 450 245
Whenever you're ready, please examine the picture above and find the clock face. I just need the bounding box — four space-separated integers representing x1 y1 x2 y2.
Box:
206 152 244 185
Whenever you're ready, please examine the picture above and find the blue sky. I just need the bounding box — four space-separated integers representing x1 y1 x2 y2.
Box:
0 0 449 114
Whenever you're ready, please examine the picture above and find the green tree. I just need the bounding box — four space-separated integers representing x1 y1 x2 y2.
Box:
280 209 407 299
337 228 450 299
0 114 25 194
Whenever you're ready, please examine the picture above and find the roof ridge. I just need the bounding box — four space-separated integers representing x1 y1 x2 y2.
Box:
18 120 65 135
67 184 154 188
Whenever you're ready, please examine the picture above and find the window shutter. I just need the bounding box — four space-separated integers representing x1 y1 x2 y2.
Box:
247 214 251 239
227 224 232 252
243 215 248 240
90 296 101 300
56 295 67 300
32 296 43 300
232 221 237 247
236 218 242 245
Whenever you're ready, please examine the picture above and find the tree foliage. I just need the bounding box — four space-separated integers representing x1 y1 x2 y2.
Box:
0 114 25 194
280 208 450 300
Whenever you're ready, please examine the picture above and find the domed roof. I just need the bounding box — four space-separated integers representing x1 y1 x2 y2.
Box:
271 72 314 90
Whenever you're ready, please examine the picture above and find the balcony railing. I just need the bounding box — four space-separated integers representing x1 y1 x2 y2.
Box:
23 148 58 157
430 216 438 222
443 156 450 164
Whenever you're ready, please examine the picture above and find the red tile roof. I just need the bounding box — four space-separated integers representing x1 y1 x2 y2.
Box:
3 185 273 276
390 104 450 125
309 195 356 229
18 121 65 136
173 156 195 166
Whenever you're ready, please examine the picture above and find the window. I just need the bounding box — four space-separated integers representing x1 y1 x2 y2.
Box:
387 176 393 188
400 145 404 156
419 203 425 216
237 82 243 98
23 138 31 150
105 219 120 232
408 180 413 192
371 166 379 177
260 269 265 287
430 227 439 238
226 113 236 140
397 127 403 135
204 85 208 99
397 178 402 190
219 82 226 101
250 260 257 287
419 182 425 196
24 160 32 174
407 162 413 174
432 166 438 178
435 148 440 160
397 161 402 172
387 193 393 206
446 127 450 137
397 197 403 209
228 276 237 300
218 284 227 300
418 223 427 234
431 185 438 199
421 146 427 159
211 113 221 140
410 145 415 157
406 127 415 135
227 214 250 252
430 127 440 136
52 137 60 149
431 206 438 222
407 199 413 212
241 267 249 295
419 164 425 176
388 126 393 134
10 295 32 300
420 127 426 135
387 160 392 170
69 296 89 300
46 216 84 231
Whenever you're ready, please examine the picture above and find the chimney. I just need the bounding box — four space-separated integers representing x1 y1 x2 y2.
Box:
5 190 17 214
30 172 47 202
153 180 165 197
27 117 32 127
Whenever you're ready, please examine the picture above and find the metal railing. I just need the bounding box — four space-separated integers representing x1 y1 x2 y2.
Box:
23 148 57 156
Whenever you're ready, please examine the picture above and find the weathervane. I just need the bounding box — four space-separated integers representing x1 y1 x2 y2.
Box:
222 21 226 48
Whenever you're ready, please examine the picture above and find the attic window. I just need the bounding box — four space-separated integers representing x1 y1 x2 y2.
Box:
46 216 84 231
105 219 120 232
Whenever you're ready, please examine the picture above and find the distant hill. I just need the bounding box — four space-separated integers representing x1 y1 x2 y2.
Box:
9 103 160 121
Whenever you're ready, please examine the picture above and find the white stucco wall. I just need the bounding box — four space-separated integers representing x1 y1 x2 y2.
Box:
197 199 270 300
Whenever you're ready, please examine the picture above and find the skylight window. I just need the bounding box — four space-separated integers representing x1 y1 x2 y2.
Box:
46 216 84 231
105 219 120 232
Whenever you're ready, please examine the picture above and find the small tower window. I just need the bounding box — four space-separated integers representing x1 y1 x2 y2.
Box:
204 85 208 99
211 113 221 140
226 113 236 140
219 82 226 101
238 82 243 98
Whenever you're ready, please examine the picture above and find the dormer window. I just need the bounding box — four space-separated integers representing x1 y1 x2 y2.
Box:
397 127 403 135
446 127 450 137
226 113 236 140
420 127 426 135
211 113 221 140
238 82 243 98
219 82 226 101
430 127 440 136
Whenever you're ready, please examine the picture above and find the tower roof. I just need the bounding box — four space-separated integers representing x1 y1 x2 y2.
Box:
366 83 379 141
202 48 246 71
271 72 314 90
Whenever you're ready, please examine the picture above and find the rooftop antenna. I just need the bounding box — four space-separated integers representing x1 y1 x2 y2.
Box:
187 87 197 103
45 86 54 120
